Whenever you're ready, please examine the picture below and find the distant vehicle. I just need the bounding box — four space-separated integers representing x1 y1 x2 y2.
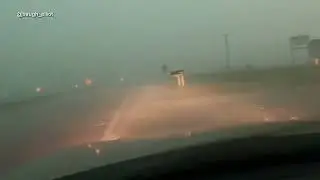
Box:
84 78 93 86
36 87 43 93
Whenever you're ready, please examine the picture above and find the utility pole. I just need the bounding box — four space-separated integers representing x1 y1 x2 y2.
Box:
289 38 295 65
290 43 295 65
224 34 230 69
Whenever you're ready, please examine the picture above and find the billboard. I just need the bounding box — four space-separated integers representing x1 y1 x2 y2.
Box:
308 39 320 58
290 35 310 49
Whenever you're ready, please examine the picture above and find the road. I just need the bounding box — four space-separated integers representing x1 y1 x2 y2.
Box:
0 86 127 176
101 83 315 141
1 81 320 177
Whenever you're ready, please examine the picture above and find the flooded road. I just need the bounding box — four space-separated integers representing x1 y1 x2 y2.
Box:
101 83 317 140
0 87 127 176
1 81 320 178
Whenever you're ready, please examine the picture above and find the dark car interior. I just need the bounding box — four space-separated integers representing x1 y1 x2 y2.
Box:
55 133 320 180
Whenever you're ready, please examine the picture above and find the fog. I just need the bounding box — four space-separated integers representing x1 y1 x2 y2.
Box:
1 0 320 99
3 2 320 178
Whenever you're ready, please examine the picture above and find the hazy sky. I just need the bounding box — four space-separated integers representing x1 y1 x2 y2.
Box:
1 0 320 93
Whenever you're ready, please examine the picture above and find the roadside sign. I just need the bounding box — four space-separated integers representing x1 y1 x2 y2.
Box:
290 35 310 49
308 39 320 58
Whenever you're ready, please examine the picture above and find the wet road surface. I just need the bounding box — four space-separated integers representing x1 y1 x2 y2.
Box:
101 83 317 140
1 82 320 178
0 87 127 176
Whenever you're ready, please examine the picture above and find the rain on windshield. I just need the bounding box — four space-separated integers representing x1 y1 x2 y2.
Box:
1 1 320 179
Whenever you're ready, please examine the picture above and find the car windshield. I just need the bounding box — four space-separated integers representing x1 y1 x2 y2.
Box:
1 1 320 179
